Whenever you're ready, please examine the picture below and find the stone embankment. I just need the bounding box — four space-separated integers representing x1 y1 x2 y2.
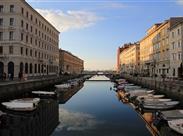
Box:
0 75 80 102
122 74 183 104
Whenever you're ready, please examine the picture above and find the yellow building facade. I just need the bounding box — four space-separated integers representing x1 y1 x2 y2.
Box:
140 24 161 76
119 43 140 75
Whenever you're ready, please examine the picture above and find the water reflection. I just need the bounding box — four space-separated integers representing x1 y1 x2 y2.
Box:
52 76 151 136
57 84 84 104
55 107 104 132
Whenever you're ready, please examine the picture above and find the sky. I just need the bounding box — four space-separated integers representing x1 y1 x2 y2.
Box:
26 0 183 70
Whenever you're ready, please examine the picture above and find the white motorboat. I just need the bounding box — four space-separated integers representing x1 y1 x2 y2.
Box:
168 119 183 134
160 110 183 120
2 101 36 111
126 90 154 98
11 98 40 106
143 101 179 110
55 83 71 89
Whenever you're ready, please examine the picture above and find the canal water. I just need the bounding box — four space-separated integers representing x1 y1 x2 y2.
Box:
52 76 151 136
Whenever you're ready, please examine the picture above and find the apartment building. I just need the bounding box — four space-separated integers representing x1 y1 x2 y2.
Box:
152 17 183 78
169 20 183 78
0 0 60 79
59 49 84 74
140 24 161 76
119 42 140 75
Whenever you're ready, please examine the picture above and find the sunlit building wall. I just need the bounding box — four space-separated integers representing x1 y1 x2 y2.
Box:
119 42 140 75
0 0 60 78
59 49 84 74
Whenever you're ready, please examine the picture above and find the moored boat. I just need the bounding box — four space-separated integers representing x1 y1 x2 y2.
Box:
2 101 36 111
142 101 179 110
160 110 183 120
168 119 183 134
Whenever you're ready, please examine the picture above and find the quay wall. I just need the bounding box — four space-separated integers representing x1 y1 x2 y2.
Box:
0 75 79 102
122 74 183 104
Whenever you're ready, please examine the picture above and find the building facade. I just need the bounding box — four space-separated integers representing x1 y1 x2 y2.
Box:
59 49 84 74
119 42 140 75
0 0 60 79
169 20 183 78
140 24 161 77
152 17 183 78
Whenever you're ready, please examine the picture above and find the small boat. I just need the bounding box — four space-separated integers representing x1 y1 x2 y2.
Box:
160 110 183 120
137 94 164 99
117 85 125 90
126 90 154 98
2 101 36 111
55 83 71 89
143 101 179 110
168 119 183 134
11 98 40 106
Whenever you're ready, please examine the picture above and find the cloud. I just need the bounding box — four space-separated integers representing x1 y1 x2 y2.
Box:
177 0 183 5
54 108 104 132
36 9 102 32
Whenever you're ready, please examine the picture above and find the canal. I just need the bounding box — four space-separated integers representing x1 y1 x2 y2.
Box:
52 75 151 136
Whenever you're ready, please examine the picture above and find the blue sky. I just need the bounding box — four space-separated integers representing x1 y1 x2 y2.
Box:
27 0 183 70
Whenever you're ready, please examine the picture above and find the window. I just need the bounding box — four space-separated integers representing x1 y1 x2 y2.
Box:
172 42 175 49
10 5 14 13
21 47 23 55
35 18 37 24
26 48 28 56
30 15 33 21
30 37 32 44
26 35 28 43
30 26 32 32
9 31 13 40
0 18 3 26
178 29 180 35
178 41 181 48
35 29 37 35
0 32 3 41
35 51 37 57
21 8 24 15
10 18 14 26
0 46 3 54
9 46 13 54
30 49 32 56
21 20 24 27
26 23 28 30
0 5 3 13
172 32 174 38
21 33 23 41
26 11 28 18
35 39 37 45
